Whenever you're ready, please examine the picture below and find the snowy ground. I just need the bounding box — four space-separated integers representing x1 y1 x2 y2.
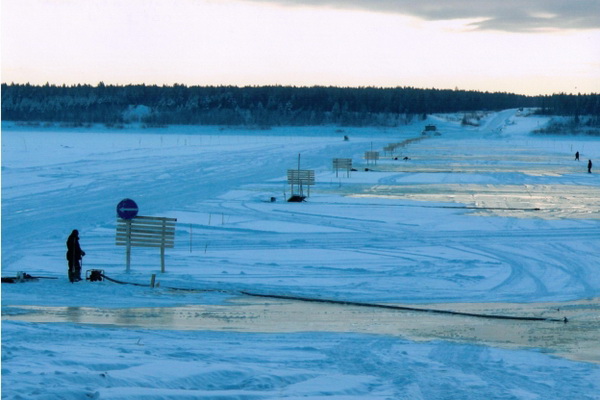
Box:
2 110 600 399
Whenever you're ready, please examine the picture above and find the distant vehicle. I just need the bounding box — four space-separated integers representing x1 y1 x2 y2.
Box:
422 124 440 136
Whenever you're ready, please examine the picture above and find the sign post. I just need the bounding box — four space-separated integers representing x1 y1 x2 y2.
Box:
287 169 315 198
364 151 380 166
116 209 177 273
286 154 315 200
116 199 139 272
333 158 352 177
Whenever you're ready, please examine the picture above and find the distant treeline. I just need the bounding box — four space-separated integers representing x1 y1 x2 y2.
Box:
2 83 599 127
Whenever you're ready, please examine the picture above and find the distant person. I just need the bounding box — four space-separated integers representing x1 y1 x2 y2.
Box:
66 229 85 282
588 159 593 174
575 151 580 161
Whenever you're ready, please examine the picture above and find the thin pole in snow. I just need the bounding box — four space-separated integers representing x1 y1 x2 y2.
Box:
125 219 132 273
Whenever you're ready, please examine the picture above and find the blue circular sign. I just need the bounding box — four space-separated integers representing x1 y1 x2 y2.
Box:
116 198 139 219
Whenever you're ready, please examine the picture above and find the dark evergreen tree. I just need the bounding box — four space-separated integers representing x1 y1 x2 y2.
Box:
2 83 598 127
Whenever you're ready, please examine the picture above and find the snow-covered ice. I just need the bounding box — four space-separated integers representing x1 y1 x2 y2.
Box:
2 110 600 399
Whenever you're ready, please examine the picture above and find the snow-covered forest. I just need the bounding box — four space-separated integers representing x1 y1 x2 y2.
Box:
2 83 599 127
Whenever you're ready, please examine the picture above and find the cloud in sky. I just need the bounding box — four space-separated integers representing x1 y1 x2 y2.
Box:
247 0 600 32
2 0 599 94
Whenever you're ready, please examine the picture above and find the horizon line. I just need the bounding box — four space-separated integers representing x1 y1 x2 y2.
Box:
3 81 598 97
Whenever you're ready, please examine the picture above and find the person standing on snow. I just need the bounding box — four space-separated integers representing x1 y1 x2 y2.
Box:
575 151 580 161
588 159 593 173
66 229 85 282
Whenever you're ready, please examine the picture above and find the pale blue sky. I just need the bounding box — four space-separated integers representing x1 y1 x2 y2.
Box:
2 0 599 95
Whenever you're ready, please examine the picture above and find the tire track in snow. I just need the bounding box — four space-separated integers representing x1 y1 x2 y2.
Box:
1 135 354 266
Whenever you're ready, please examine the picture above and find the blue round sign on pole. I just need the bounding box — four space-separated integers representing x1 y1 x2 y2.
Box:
117 198 139 220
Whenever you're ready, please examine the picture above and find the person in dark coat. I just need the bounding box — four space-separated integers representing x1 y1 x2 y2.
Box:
66 229 85 282
575 151 580 161
588 159 593 174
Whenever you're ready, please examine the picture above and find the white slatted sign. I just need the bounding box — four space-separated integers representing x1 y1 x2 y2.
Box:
116 216 177 273
364 151 379 165
333 158 352 177
383 145 396 155
287 169 315 197
287 169 315 185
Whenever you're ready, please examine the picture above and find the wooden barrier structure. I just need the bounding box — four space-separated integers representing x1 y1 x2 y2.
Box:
364 151 380 165
116 216 177 273
287 169 315 198
333 158 352 177
383 137 426 157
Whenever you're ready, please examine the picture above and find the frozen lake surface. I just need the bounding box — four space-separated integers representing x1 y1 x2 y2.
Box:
2 110 600 399
5 296 599 364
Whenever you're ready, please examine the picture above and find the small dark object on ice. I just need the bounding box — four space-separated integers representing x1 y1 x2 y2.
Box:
1 272 37 283
287 195 306 202
86 269 104 282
